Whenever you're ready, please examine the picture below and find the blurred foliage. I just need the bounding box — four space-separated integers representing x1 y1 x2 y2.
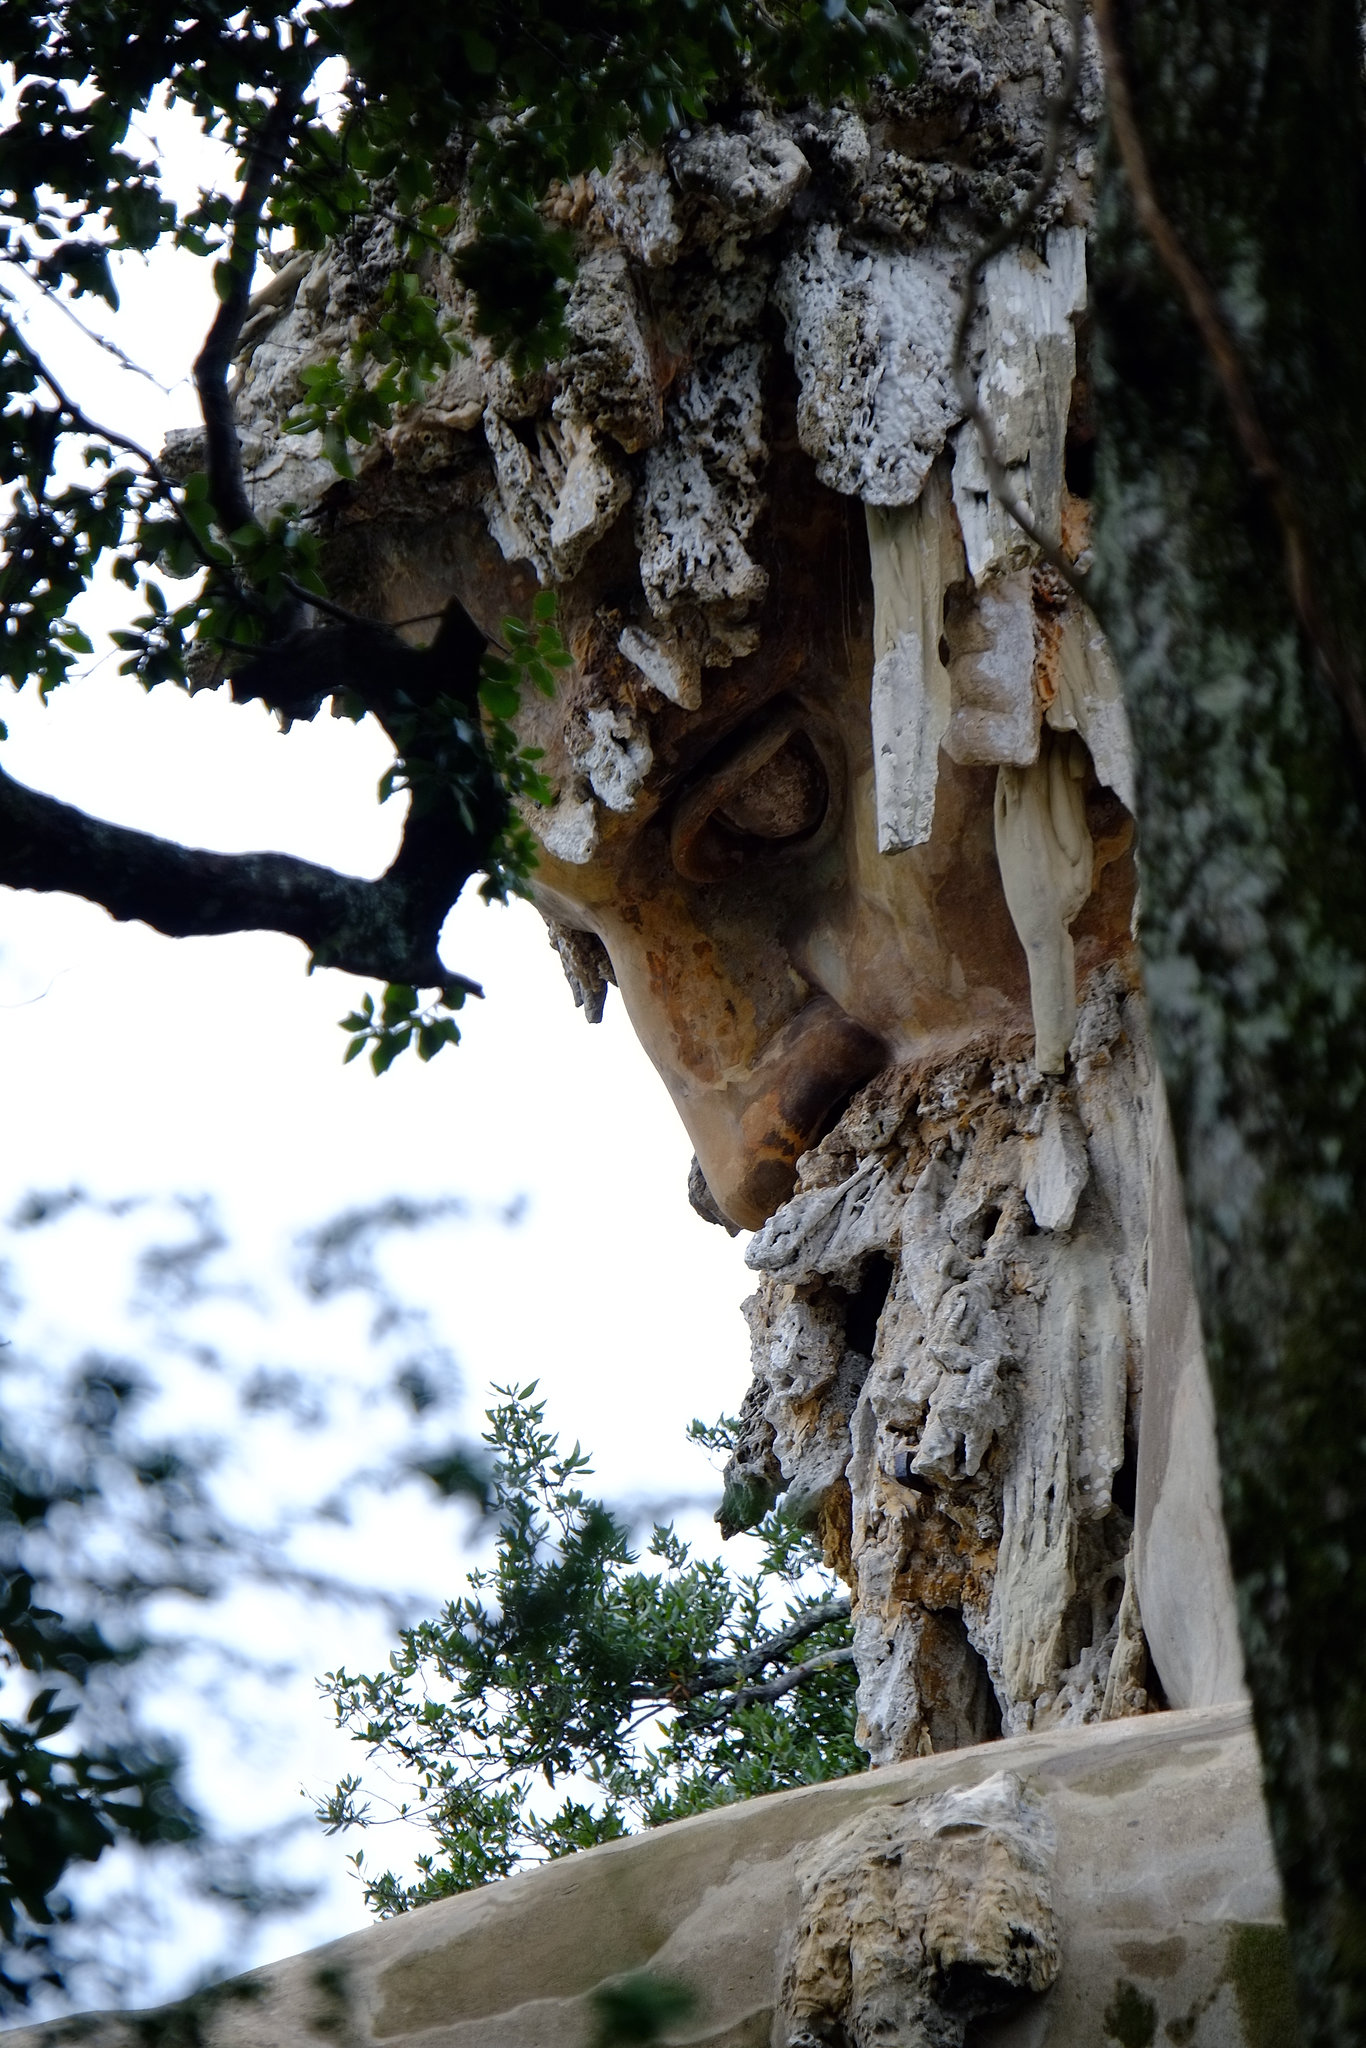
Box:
0 1186 501 2013
589 1971 698 2047
318 1384 861 1911
0 1564 197 2013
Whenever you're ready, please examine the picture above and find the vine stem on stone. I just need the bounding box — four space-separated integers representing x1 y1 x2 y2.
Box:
1092 0 1366 772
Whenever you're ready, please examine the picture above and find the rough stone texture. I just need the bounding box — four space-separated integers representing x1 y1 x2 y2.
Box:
775 227 962 506
226 0 1102 862
2 1709 1285 2048
230 0 1243 1853
740 971 1242 1760
951 228 1087 581
778 1772 1058 2047
733 968 1230 1763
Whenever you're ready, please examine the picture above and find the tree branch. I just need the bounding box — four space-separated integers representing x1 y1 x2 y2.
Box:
2 318 177 497
630 1596 853 1707
684 1596 852 1695
700 1646 855 1718
194 86 304 538
0 760 481 998
12 268 175 393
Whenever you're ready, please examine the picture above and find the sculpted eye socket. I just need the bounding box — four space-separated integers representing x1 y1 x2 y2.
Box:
671 702 832 883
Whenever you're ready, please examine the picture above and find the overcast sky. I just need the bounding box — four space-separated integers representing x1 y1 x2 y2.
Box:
0 101 755 2005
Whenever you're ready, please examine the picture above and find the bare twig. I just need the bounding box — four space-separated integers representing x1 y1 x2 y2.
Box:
280 574 380 629
7 267 176 392
701 1646 856 1718
1091 0 1366 768
951 0 1087 592
2 316 176 493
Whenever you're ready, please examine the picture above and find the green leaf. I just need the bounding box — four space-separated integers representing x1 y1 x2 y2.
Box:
462 29 497 74
371 1029 410 1076
480 678 519 722
589 1974 697 2048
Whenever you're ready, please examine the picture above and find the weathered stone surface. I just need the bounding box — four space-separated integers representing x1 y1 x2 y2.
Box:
778 1771 1058 2047
228 1 1245 1949
735 970 1243 1762
952 228 1088 582
3 1708 1284 2048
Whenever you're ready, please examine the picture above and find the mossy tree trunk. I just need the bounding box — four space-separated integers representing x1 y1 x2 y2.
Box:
1091 5 1366 2041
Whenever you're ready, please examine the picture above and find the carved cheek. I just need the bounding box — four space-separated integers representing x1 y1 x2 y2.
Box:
637 937 750 1089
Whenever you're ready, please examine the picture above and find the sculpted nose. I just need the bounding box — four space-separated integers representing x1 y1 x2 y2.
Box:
696 997 886 1231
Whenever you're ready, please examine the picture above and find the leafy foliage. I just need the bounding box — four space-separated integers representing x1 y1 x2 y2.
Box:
333 593 569 1071
0 0 914 698
340 983 466 1075
0 1565 196 2012
318 1385 862 1912
0 0 915 1058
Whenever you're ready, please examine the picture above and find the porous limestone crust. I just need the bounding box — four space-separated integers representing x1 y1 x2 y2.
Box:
733 968 1158 1763
229 1 1101 873
779 1771 1058 2048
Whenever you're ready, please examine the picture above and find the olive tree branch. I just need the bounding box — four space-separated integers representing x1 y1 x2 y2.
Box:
698 1646 855 1718
625 1595 853 1706
679 1595 852 1697
1091 0 1366 769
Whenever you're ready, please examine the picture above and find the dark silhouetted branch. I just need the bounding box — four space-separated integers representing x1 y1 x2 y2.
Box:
194 87 303 538
0 760 481 999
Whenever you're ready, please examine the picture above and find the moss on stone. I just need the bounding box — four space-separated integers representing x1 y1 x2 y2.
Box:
1104 1978 1158 2048
1228 1923 1304 2048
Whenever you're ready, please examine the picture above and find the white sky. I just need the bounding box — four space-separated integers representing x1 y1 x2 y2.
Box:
0 101 754 2008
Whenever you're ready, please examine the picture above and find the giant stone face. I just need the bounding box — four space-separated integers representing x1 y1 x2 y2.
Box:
235 18 1243 1758
456 430 1136 1232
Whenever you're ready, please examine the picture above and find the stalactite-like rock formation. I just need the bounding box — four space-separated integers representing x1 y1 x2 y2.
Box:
732 968 1154 1761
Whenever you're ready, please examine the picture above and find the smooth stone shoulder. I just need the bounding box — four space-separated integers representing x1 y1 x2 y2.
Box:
4 1704 1288 2048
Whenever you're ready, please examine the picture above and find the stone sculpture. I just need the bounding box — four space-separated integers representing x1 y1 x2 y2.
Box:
227 0 1247 1769
50 5 1263 2041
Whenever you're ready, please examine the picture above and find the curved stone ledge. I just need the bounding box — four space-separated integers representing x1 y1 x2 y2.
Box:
6 1704 1287 2048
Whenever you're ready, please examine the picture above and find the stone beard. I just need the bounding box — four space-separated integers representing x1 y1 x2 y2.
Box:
235 3 1246 1768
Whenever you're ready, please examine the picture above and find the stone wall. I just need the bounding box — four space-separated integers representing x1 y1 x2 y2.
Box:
2 1708 1285 2048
